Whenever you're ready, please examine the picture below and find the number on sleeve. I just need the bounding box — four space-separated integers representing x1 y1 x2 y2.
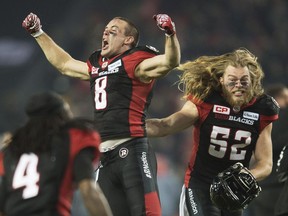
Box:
12 153 40 199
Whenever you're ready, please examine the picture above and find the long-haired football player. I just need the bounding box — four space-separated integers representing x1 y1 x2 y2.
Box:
146 48 279 216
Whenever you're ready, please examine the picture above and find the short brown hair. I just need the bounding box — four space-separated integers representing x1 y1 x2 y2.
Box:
114 17 139 47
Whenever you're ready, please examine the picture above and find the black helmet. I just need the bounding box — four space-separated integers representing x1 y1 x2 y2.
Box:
25 91 68 117
210 162 261 211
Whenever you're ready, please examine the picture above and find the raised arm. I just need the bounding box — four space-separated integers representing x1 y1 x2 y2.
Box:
135 14 181 82
249 123 273 181
22 13 89 80
146 100 199 137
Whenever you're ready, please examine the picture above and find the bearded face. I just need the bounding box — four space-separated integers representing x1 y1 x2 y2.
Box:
220 65 254 108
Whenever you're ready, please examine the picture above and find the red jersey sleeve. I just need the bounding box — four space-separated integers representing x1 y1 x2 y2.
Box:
0 152 4 176
123 51 156 79
69 129 101 162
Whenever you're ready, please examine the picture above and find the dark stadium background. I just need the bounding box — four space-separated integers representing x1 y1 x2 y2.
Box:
1 1 287 215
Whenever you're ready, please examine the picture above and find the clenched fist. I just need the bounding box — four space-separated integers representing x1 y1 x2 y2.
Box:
153 14 176 36
22 13 43 37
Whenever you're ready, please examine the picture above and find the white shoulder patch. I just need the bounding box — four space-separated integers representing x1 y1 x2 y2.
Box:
145 45 159 53
271 96 280 108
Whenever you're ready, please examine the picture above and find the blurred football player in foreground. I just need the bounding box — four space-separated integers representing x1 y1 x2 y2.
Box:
146 48 279 216
0 92 112 216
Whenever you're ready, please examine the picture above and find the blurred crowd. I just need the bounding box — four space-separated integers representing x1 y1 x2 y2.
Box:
1 0 287 215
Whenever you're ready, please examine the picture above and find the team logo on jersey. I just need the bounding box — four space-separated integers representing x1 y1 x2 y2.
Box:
213 105 230 115
243 111 259 120
91 66 99 75
101 61 108 69
119 148 129 158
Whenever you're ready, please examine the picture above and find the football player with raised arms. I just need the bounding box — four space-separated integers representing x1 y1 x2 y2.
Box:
22 12 180 216
146 48 279 216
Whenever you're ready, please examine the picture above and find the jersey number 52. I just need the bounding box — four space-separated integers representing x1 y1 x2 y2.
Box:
209 125 251 160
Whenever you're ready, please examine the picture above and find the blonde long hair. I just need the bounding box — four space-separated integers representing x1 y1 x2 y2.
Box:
178 48 265 100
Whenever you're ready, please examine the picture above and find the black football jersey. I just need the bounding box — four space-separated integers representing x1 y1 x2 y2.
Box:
185 92 279 185
0 128 100 216
87 46 158 141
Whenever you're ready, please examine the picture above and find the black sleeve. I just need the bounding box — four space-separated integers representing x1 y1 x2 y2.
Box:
73 147 95 183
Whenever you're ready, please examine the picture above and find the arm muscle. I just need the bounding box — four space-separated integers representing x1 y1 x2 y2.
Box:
35 33 89 80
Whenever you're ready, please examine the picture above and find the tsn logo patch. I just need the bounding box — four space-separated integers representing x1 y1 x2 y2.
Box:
213 105 230 115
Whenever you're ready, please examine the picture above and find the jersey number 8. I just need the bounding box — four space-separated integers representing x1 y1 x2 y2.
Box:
95 76 108 110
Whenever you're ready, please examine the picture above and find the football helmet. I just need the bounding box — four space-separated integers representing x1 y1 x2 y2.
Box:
210 162 261 211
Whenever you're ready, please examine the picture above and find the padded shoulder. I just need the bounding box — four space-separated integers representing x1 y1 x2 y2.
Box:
127 45 160 55
256 94 280 116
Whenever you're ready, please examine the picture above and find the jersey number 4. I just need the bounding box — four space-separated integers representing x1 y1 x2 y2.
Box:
209 125 251 160
12 153 40 199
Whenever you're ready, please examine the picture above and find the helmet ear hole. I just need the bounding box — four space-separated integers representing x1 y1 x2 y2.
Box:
210 162 261 211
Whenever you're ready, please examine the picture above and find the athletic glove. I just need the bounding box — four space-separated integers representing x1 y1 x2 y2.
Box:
22 13 43 38
153 14 176 36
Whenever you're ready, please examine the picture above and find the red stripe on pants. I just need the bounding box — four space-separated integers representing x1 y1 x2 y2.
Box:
145 191 162 216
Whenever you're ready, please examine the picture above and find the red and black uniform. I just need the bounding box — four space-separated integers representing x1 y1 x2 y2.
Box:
87 46 161 216
87 46 158 140
0 121 101 216
181 91 279 216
